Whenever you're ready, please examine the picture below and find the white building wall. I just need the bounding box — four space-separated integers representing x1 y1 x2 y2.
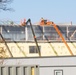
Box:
0 42 76 57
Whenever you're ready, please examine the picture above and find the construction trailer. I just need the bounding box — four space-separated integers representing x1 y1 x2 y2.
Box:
0 64 39 75
0 56 76 75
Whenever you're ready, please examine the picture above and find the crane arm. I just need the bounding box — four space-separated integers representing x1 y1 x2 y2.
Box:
26 19 41 57
0 33 13 57
52 23 73 55
39 18 73 55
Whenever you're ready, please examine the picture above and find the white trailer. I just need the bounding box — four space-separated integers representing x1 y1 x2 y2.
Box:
0 56 76 75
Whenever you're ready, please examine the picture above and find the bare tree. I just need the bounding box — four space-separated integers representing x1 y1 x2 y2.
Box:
0 0 13 11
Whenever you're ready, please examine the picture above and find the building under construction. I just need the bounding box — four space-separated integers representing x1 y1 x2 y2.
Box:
0 18 76 57
0 18 76 75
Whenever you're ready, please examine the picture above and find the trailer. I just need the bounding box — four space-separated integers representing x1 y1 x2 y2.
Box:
0 64 39 75
0 56 76 75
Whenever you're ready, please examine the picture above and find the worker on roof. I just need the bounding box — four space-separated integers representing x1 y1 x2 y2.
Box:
41 17 44 22
41 17 47 25
21 18 26 26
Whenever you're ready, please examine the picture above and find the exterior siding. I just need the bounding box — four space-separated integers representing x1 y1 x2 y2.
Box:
0 42 76 57
0 65 39 75
0 56 76 75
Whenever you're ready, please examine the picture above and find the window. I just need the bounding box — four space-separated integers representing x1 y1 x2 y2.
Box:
2 26 25 41
54 70 63 75
29 46 41 53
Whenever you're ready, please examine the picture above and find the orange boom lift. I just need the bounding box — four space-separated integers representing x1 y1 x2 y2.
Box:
39 18 73 55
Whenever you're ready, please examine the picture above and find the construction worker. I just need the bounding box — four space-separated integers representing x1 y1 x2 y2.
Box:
40 17 47 25
21 18 26 26
41 17 44 22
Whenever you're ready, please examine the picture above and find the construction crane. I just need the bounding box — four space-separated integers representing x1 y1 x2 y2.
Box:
21 18 73 56
38 18 73 55
21 19 41 57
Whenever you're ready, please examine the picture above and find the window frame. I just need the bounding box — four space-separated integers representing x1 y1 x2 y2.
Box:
29 46 41 53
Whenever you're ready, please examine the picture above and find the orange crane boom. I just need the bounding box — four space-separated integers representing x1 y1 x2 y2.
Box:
53 23 73 55
39 18 73 55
